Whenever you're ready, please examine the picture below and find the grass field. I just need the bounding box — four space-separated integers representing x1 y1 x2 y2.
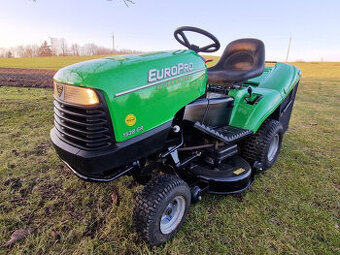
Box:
0 55 110 70
1 54 340 80
0 59 339 254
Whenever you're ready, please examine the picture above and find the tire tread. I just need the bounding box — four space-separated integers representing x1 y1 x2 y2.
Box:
133 174 189 246
241 119 282 170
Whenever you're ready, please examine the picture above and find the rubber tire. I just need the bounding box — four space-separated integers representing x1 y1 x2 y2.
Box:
133 174 191 246
241 119 283 172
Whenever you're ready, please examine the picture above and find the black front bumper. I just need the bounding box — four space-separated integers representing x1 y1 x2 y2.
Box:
50 121 172 179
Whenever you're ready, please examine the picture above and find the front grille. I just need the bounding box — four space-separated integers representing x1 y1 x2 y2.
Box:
53 96 114 150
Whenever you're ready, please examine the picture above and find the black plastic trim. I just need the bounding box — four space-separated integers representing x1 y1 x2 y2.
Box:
194 122 253 143
51 121 172 178
63 160 135 182
270 81 299 132
53 90 115 150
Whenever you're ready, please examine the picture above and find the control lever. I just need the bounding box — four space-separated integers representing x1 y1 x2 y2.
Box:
244 86 263 105
247 86 252 97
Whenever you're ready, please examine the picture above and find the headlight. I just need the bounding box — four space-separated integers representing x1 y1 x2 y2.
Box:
53 82 100 106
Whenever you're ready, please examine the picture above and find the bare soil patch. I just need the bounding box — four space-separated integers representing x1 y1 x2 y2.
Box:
0 68 56 88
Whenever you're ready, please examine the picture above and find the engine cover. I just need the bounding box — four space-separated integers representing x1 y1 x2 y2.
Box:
183 94 234 127
53 50 207 142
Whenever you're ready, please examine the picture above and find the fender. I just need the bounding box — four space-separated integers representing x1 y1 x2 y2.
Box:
228 63 301 132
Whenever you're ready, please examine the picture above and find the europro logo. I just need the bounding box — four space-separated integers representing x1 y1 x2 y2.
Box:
148 62 194 83
114 62 205 97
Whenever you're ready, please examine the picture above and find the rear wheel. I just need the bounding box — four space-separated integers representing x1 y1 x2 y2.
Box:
241 119 283 172
133 174 191 246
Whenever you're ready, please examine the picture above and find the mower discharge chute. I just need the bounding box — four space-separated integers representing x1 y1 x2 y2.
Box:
51 26 301 246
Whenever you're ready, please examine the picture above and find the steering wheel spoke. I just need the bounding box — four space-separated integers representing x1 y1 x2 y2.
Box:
200 43 218 52
179 31 190 46
174 26 220 53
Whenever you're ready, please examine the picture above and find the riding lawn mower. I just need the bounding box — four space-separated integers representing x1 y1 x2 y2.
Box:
50 26 301 246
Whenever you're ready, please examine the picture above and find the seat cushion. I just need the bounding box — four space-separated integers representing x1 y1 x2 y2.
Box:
207 39 265 85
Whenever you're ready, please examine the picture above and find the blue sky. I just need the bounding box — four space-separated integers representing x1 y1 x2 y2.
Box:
0 0 339 61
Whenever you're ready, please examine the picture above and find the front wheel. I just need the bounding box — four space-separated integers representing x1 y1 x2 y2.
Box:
241 119 283 172
133 174 191 246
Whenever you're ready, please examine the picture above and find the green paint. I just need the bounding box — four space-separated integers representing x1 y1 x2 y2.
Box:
54 51 300 142
54 50 207 141
229 63 301 132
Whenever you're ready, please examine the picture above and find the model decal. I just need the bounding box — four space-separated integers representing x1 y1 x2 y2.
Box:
123 126 143 137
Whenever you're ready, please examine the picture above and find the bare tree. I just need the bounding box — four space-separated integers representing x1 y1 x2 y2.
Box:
6 51 13 58
49 37 68 56
33 0 136 7
38 41 53 57
0 34 142 58
70 43 80 56
23 46 34 57
81 43 98 56
60 38 68 56
96 46 112 55
105 0 136 7
14 45 25 57
24 44 39 57
0 48 6 58
49 37 59 56
122 0 135 7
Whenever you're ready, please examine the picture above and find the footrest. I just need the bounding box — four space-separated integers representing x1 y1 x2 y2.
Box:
194 122 253 143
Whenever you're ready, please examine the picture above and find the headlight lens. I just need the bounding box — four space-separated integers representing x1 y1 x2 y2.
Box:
53 82 100 106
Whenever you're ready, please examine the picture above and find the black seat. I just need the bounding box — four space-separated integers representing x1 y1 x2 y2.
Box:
207 39 265 86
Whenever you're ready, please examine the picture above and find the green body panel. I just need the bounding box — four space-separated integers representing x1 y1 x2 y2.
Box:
54 49 300 142
228 63 301 132
54 50 207 142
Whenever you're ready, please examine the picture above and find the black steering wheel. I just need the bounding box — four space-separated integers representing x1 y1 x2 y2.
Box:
174 26 220 53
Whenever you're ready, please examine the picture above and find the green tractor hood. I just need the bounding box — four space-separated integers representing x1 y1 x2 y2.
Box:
54 50 207 142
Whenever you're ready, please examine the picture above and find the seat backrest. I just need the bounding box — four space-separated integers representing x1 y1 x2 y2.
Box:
208 38 265 83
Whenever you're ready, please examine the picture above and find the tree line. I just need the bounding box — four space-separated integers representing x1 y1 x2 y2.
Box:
0 38 141 58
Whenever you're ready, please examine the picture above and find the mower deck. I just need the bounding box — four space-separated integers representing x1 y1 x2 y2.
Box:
189 155 253 194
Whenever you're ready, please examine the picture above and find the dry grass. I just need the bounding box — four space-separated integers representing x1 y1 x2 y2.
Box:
0 56 110 70
0 60 339 254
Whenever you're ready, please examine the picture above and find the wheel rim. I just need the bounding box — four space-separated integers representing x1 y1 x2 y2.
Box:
268 134 279 161
160 196 186 235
